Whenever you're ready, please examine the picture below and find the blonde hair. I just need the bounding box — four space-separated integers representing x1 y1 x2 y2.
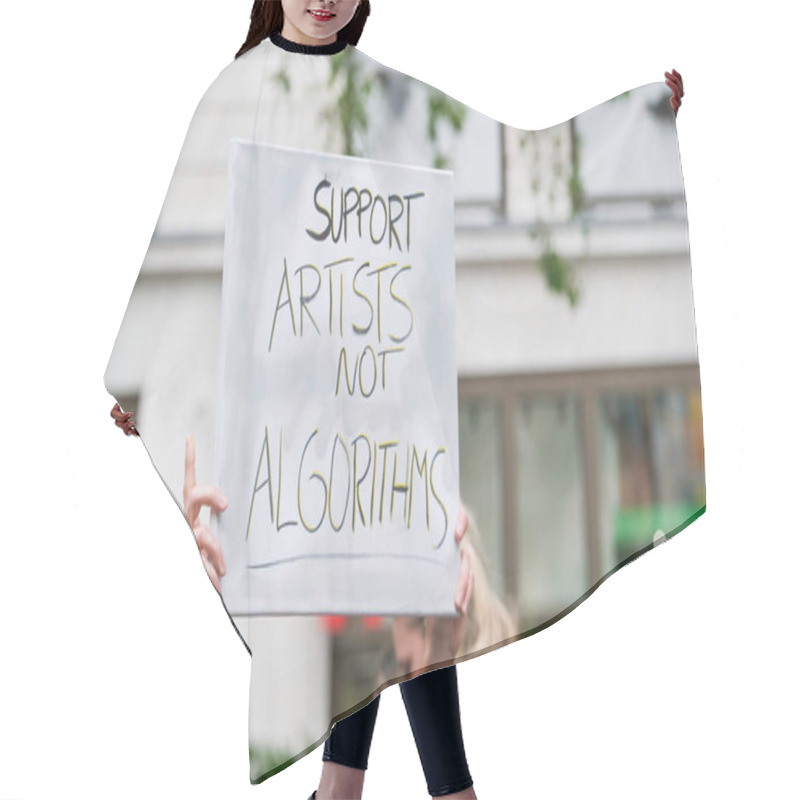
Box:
373 507 519 684
456 507 517 658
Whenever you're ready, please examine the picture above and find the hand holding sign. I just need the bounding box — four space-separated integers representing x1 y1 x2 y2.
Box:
422 507 474 664
665 69 684 116
183 433 228 594
110 402 138 437
391 507 475 675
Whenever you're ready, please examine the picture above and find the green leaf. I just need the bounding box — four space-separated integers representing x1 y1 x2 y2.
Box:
540 244 580 307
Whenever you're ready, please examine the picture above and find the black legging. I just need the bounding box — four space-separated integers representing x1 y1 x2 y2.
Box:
323 664 473 797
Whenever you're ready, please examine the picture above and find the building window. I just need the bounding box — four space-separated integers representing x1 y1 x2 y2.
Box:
595 385 706 572
458 395 506 596
513 394 589 626
457 367 704 631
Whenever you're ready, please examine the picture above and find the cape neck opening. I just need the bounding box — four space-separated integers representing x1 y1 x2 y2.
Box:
269 31 349 55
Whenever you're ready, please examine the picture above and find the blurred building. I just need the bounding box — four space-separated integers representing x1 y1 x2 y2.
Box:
105 52 704 757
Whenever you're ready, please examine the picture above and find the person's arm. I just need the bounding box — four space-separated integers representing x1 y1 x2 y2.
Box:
665 68 684 116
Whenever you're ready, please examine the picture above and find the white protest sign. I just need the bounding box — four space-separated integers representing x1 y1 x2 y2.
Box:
211 140 460 616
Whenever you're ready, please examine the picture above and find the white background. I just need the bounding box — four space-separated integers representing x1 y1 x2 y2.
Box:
1 1 797 798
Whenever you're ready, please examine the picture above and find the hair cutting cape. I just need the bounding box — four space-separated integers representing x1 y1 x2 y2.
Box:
104 32 705 785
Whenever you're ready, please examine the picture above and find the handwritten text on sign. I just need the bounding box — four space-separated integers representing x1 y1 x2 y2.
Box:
212 141 459 616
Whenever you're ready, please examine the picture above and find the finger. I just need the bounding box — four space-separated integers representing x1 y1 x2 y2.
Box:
665 79 681 101
183 434 197 514
455 506 468 543
665 69 683 95
455 549 471 612
201 551 222 594
192 486 228 511
113 409 135 425
460 552 474 615
195 523 227 577
185 433 197 487
458 550 469 609
185 485 229 527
